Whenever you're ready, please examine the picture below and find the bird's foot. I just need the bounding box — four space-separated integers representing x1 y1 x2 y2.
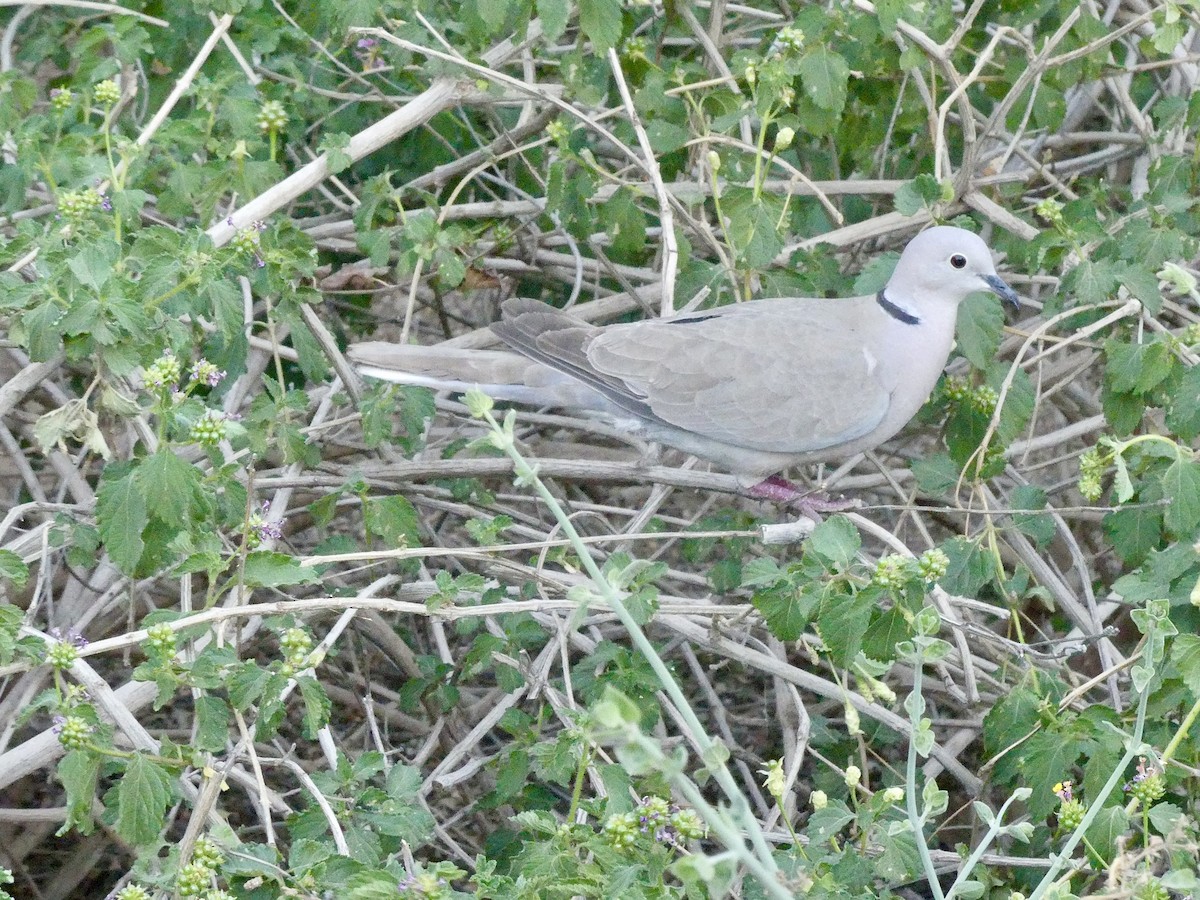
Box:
746 475 860 518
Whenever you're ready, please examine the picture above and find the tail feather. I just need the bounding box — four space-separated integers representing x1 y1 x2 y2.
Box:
347 341 608 409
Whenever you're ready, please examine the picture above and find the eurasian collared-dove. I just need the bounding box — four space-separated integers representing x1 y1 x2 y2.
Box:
350 226 1019 500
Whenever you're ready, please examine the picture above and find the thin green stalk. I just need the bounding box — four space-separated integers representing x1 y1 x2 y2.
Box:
905 662 944 900
475 401 791 899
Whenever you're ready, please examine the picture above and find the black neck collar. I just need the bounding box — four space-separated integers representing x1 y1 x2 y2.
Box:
876 289 920 325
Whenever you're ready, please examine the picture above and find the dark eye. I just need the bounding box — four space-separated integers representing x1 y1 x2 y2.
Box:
950 254 967 269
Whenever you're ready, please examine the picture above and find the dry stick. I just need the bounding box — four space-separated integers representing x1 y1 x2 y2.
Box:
962 299 1145 701
0 0 167 27
204 28 535 248
112 14 235 187
659 612 984 794
933 26 1011 185
981 11 1083 176
674 0 753 146
608 48 679 315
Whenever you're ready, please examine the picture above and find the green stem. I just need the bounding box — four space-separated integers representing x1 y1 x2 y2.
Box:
481 407 791 899
905 662 945 900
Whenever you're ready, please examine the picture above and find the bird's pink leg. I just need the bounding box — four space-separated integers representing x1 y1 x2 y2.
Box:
746 475 860 514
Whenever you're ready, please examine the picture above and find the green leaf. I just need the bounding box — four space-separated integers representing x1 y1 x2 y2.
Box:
722 187 785 268
363 494 421 548
58 750 101 835
873 828 920 881
538 0 570 42
241 551 320 588
956 292 1005 370
910 452 962 496
135 449 200 529
1064 257 1120 304
0 550 29 588
852 250 899 295
1171 633 1200 699
894 174 945 217
861 606 912 661
1105 338 1173 395
806 515 860 568
1011 484 1055 546
227 661 271 710
806 801 855 843
741 556 784 588
817 589 876 667
194 695 230 752
1161 457 1200 536
1166 363 1200 440
318 131 353 174
1010 729 1085 820
752 582 820 641
578 0 622 53
96 463 148 575
939 537 995 597
797 46 849 114
1084 804 1129 864
296 675 332 738
115 752 174 846
1103 506 1162 565
346 869 407 900
66 239 118 290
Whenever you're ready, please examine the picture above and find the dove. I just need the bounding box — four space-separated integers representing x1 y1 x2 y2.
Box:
350 226 1020 502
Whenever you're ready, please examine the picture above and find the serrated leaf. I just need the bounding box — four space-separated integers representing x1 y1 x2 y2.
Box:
241 551 320 587
752 582 819 641
740 556 784 588
851 251 899 295
1161 457 1200 536
319 132 353 174
1065 257 1120 304
66 240 118 290
1112 453 1135 503
1011 484 1055 546
1105 338 1173 395
58 750 101 835
97 464 148 575
194 695 230 752
1167 363 1200 440
722 187 786 268
1103 506 1162 565
115 752 174 846
817 589 875 667
135 449 200 528
538 0 570 42
910 452 961 496
956 292 1005 370
894 174 944 217
363 494 420 548
1171 633 1200 699
0 550 29 587
296 675 332 738
939 537 995 596
1084 804 1129 864
861 606 911 661
797 46 849 113
806 515 860 568
578 0 622 52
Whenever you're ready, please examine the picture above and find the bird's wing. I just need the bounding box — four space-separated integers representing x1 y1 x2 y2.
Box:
584 298 894 454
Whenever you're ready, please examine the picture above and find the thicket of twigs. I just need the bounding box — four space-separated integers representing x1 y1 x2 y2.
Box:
2 1 1200 898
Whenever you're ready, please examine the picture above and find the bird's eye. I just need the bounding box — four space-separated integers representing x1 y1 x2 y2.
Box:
950 254 967 269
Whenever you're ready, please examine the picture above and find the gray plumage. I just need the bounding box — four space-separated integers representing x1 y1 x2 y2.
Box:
349 226 1020 486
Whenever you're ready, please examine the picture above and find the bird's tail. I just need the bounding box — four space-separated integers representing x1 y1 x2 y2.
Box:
347 342 605 409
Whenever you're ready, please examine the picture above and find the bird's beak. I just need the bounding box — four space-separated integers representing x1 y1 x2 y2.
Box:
982 273 1021 310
